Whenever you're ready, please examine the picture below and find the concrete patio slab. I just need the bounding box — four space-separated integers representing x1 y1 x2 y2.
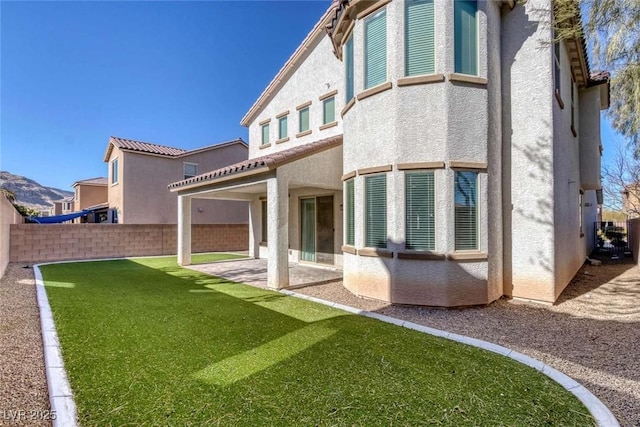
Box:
186 258 342 289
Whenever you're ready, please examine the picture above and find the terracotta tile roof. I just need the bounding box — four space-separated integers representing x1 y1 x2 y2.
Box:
589 70 610 84
73 177 108 186
109 136 187 157
169 135 343 190
104 136 247 162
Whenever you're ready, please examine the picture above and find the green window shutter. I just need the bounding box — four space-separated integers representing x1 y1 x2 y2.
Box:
405 172 435 250
345 179 355 246
365 10 387 89
365 174 387 248
279 116 288 139
454 0 477 75
323 97 335 124
299 108 309 132
345 36 354 102
454 171 478 250
261 124 269 145
261 200 268 243
405 0 435 76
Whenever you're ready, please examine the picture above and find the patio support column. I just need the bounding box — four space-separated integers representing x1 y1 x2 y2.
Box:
248 198 261 259
177 195 192 266
267 175 289 289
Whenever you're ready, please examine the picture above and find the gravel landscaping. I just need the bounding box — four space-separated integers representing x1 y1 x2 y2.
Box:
1 256 638 426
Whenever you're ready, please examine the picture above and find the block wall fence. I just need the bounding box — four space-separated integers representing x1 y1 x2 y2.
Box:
1 198 23 278
10 224 248 263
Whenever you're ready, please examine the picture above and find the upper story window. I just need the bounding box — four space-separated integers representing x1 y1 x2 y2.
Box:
454 170 478 250
344 179 355 246
365 174 387 248
278 115 288 140
261 123 270 145
345 36 354 102
405 0 435 76
184 163 198 180
323 97 335 125
111 158 119 184
405 171 435 250
454 0 478 76
64 202 72 211
364 9 387 89
299 107 310 133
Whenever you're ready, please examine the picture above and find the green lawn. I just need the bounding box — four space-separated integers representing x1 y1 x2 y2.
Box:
41 257 594 426
188 252 247 265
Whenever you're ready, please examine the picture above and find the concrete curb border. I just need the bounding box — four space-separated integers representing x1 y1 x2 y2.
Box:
280 289 620 427
33 264 78 427
32 258 619 427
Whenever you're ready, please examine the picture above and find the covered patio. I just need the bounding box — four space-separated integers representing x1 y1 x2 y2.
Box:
169 135 344 290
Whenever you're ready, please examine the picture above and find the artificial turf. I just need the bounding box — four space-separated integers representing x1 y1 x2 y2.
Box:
41 257 595 426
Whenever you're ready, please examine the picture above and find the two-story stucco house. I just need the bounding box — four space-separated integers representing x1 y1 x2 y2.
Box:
169 0 609 307
104 136 249 224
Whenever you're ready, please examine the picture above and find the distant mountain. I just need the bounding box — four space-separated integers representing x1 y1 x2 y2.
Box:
0 171 73 211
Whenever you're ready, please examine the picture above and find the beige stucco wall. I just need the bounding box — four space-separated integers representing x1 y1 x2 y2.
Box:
1 197 23 278
247 34 344 160
107 147 124 220
75 184 107 210
111 143 248 224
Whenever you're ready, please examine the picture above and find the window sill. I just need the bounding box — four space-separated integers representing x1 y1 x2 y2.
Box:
358 248 393 258
447 252 488 261
555 90 565 109
110 182 119 187
259 242 268 247
341 245 357 255
356 82 393 101
319 121 338 131
259 143 271 149
397 250 445 260
571 125 577 138
341 98 356 117
275 137 290 144
448 73 487 86
296 130 312 138
397 74 445 87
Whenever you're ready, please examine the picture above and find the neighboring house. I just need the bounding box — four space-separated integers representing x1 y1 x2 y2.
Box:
104 136 249 224
622 184 640 218
73 177 108 210
169 0 609 306
50 196 75 216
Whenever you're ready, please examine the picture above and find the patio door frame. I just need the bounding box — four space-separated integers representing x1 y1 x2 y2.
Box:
299 194 334 265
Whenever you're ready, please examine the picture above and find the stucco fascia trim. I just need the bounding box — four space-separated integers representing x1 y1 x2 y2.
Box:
341 98 356 117
356 82 393 101
448 73 488 86
447 252 488 261
319 90 338 101
449 161 487 170
356 0 391 20
397 251 445 260
341 245 357 255
397 162 445 170
357 248 393 258
319 121 338 131
358 165 392 175
397 74 445 87
341 171 356 181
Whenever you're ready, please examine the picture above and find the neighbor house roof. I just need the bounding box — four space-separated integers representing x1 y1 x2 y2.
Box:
103 136 247 162
169 135 343 191
72 177 108 187
239 4 337 127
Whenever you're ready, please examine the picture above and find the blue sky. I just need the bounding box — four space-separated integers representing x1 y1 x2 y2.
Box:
0 0 622 192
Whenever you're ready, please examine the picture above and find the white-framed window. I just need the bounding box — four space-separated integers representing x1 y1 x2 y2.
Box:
364 9 387 89
184 162 198 179
365 174 387 248
278 115 288 139
405 171 435 250
344 179 355 246
64 202 72 211
405 0 435 77
454 171 478 250
323 97 335 125
111 158 119 184
299 107 310 133
454 0 478 76
261 123 270 145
